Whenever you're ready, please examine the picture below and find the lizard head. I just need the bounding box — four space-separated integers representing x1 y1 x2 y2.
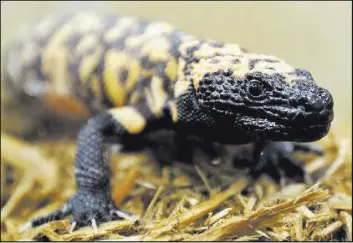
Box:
192 53 334 142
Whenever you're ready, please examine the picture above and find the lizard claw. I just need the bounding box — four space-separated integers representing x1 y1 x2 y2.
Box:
18 222 32 233
69 221 77 233
112 209 135 220
292 142 324 156
91 218 98 233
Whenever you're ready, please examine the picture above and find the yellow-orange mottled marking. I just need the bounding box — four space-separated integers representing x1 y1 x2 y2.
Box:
168 101 179 122
165 57 178 81
108 107 146 134
103 50 142 107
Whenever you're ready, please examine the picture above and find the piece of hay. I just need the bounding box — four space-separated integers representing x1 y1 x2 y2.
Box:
186 188 330 241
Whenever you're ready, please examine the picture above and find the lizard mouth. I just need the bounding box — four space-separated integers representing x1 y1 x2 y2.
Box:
203 101 333 125
236 114 333 142
202 101 334 142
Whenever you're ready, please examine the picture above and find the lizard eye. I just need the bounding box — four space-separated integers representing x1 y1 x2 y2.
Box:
247 80 264 97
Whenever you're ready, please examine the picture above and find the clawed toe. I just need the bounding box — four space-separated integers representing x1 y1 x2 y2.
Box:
21 190 137 233
292 142 324 156
69 221 77 233
91 218 98 233
249 142 313 183
113 210 132 219
109 206 137 221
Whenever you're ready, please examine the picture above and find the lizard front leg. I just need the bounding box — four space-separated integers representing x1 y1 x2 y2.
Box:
25 103 171 229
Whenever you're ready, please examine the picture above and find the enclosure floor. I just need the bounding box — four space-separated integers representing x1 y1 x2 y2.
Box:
1 129 351 241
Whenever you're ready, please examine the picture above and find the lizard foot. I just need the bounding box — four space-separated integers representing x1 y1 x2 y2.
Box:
251 142 322 183
21 189 134 232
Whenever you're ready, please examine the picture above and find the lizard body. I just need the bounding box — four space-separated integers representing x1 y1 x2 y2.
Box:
1 12 334 228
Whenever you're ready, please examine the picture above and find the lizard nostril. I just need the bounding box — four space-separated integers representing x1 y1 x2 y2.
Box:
303 97 325 112
311 100 324 110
